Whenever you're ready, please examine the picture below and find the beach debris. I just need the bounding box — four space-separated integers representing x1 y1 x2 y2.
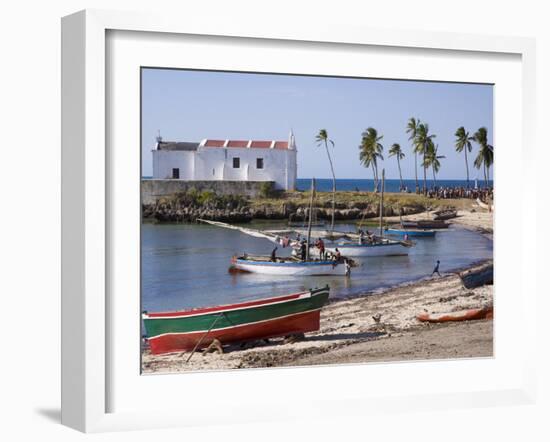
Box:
203 339 224 355
372 313 382 323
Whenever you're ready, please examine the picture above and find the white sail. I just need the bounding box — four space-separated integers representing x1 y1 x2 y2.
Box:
197 219 298 247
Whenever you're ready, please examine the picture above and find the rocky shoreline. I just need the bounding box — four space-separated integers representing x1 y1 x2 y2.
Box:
142 193 425 224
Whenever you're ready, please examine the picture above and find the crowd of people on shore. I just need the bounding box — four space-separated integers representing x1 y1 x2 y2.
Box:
425 186 493 201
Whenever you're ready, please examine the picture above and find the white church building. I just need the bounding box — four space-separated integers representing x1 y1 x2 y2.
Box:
152 131 297 190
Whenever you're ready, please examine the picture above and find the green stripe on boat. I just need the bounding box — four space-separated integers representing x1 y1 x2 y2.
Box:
143 287 329 339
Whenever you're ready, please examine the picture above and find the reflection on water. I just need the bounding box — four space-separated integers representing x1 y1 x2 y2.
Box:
141 221 493 312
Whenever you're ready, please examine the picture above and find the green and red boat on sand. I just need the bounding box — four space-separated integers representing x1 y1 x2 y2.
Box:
142 286 330 355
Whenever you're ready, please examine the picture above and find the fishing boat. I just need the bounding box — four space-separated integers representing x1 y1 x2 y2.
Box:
142 286 330 354
226 179 349 276
401 219 450 229
476 198 494 211
331 169 414 257
385 227 436 237
231 255 347 275
459 261 493 289
326 238 412 257
433 208 457 221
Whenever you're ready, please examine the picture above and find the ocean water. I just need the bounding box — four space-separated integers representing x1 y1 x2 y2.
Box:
142 176 493 193
141 221 493 313
296 178 493 193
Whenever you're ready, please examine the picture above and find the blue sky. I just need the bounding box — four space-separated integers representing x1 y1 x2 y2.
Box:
141 68 493 180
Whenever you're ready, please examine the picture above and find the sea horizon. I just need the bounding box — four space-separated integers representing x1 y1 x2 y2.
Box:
141 176 493 193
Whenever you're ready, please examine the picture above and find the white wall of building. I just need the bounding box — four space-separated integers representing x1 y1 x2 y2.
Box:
152 144 297 190
152 150 195 179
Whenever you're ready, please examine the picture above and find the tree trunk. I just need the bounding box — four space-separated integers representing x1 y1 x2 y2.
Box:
423 145 427 195
483 163 488 188
324 141 336 234
397 157 403 191
464 148 470 188
372 164 378 192
433 167 437 189
414 152 418 192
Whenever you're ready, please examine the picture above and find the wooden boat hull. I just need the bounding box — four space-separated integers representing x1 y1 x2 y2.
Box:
417 306 493 323
385 228 436 237
459 262 493 289
401 220 449 229
233 258 346 275
143 287 330 354
433 209 457 220
327 242 410 257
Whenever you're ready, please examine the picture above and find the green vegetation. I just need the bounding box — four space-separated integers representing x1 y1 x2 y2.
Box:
388 143 405 191
422 144 445 188
168 188 248 210
359 127 384 192
473 127 494 188
414 123 437 194
455 126 474 188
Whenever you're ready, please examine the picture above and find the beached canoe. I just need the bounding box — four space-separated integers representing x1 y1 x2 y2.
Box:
232 255 347 276
143 286 330 354
433 209 457 220
401 220 450 229
459 262 493 289
385 228 436 238
416 306 493 323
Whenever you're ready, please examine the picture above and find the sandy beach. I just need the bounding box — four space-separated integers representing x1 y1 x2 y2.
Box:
142 202 493 374
142 272 493 373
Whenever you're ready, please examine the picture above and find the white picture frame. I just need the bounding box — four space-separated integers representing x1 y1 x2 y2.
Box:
61 9 537 433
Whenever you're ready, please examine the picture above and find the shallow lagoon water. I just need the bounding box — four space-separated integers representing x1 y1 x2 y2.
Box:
141 221 493 313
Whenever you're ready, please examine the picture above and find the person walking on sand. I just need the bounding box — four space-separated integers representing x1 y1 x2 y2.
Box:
431 260 441 277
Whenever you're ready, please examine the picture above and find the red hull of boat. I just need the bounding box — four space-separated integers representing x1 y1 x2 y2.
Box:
148 310 321 354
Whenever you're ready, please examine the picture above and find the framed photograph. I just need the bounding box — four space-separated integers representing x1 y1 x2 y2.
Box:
61 9 537 433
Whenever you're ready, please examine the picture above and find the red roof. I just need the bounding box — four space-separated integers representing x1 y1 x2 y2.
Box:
226 140 249 148
274 141 289 149
249 140 273 148
201 139 291 149
204 139 225 147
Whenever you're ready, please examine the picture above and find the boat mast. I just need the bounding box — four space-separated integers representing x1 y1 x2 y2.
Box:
379 169 385 236
306 178 315 261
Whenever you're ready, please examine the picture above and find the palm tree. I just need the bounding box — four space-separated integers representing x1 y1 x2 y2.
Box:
455 127 474 188
473 127 494 188
423 142 445 189
315 129 336 233
389 143 405 191
359 127 384 192
414 123 436 195
406 118 421 192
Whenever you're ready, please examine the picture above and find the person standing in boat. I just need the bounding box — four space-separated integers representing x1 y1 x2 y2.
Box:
333 247 341 262
431 260 441 277
359 230 365 244
317 238 326 260
300 240 307 261
270 247 278 262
